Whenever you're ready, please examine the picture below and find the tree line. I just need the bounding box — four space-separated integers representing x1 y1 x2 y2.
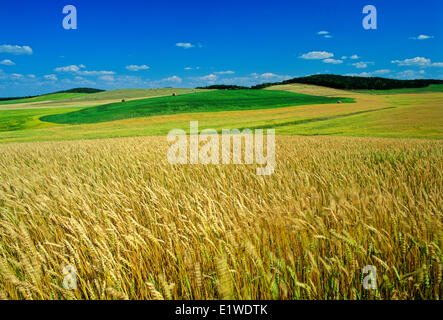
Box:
197 74 443 91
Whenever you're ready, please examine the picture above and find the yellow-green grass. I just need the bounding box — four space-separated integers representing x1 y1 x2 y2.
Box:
0 107 82 132
0 135 441 299
265 83 358 97
273 93 443 139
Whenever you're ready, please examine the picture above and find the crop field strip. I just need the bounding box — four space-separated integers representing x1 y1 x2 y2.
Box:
236 106 395 131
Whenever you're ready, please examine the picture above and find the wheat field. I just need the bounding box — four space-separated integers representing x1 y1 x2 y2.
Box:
0 135 441 300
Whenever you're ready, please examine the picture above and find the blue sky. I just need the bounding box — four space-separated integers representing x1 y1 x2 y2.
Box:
0 0 442 96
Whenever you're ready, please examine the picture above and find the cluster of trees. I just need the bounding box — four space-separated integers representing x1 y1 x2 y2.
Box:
195 84 249 90
252 75 443 90
0 87 104 101
54 88 104 94
0 95 39 102
197 75 443 91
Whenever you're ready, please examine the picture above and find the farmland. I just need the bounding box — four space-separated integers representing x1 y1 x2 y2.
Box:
0 85 441 143
0 84 441 300
41 90 353 124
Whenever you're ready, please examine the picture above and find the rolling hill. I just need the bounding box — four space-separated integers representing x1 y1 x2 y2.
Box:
354 84 443 94
40 89 354 124
0 88 104 105
251 74 443 90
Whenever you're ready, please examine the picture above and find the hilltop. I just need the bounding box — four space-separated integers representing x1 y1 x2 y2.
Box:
41 89 353 125
197 74 443 91
0 88 105 104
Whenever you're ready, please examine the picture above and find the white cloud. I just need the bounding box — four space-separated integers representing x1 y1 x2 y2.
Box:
0 59 15 66
81 70 115 76
184 67 193 70
192 72 290 86
176 42 194 49
188 72 292 88
250 72 292 81
352 62 367 69
200 74 218 81
317 31 332 38
147 75 183 87
54 64 115 75
0 70 40 82
392 57 430 66
373 69 391 75
62 77 96 87
418 35 433 40
10 73 24 79
352 61 374 69
350 55 359 59
341 56 347 60
54 64 84 72
214 70 235 75
44 74 58 81
126 64 150 71
409 34 434 40
260 72 279 78
323 58 343 64
300 51 334 60
390 57 443 67
0 45 33 55
100 75 115 81
345 69 391 77
395 69 426 79
164 75 182 83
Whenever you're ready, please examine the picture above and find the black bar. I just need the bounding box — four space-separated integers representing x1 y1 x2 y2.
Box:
0 300 440 318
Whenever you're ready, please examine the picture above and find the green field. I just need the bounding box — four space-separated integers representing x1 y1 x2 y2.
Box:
355 84 443 95
0 107 81 131
41 90 353 124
